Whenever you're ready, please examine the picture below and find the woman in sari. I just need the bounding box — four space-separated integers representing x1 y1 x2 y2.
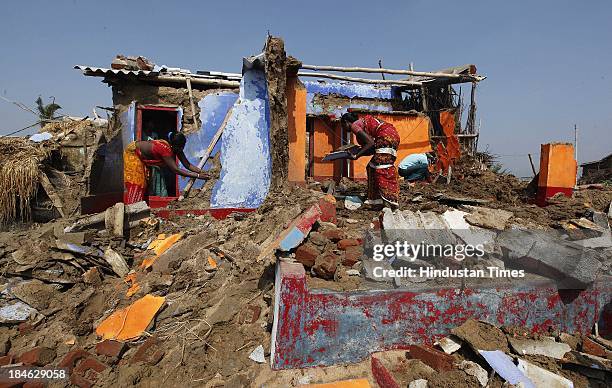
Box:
123 132 208 204
340 112 400 209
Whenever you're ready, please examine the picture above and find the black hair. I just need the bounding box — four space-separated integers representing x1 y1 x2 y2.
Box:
168 132 186 149
340 112 359 124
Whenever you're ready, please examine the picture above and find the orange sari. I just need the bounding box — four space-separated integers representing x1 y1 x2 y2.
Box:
123 140 174 204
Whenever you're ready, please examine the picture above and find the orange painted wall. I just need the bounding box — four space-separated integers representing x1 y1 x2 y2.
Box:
312 118 342 179
350 113 432 179
538 143 576 189
287 76 307 183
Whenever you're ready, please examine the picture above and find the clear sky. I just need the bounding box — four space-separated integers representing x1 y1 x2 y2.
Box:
1 0 610 177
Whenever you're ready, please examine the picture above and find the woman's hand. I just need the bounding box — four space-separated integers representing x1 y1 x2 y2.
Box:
197 172 210 179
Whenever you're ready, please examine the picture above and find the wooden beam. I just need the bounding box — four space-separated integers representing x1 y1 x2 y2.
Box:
39 171 65 217
297 72 421 86
301 64 481 80
178 107 234 200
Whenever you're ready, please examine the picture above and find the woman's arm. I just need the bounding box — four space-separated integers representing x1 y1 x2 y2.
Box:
162 155 206 179
351 131 375 159
177 151 204 173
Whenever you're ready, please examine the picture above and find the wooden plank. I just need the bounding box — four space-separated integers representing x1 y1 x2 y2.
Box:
38 171 65 217
178 107 234 200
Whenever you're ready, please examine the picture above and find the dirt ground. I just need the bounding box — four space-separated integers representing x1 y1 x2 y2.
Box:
0 155 610 387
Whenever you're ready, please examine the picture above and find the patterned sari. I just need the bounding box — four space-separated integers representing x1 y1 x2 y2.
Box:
351 115 400 208
123 140 174 204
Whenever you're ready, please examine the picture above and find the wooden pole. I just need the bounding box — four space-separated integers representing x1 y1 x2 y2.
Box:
178 107 234 201
301 64 481 80
528 153 537 176
378 59 386 80
297 72 421 86
574 124 578 186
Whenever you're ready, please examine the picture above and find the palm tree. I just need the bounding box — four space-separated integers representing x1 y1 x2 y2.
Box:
35 96 62 124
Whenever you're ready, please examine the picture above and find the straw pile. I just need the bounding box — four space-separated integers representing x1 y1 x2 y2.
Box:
0 137 50 225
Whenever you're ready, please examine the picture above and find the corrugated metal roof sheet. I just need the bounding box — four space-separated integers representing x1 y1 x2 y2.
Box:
74 65 242 81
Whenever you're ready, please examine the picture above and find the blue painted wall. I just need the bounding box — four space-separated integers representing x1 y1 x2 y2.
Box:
210 69 272 209
178 92 239 191
302 79 399 117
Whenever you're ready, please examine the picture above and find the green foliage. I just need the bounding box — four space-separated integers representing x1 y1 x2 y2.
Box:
35 96 62 123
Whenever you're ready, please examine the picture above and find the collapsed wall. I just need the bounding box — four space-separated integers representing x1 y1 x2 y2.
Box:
264 36 290 189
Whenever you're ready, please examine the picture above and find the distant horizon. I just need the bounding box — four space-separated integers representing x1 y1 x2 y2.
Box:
1 0 610 177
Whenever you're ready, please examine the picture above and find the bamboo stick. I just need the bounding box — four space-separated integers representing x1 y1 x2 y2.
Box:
297 72 421 86
178 107 234 201
301 64 480 80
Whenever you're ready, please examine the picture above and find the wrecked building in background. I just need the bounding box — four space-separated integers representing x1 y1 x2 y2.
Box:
581 152 612 184
290 64 483 183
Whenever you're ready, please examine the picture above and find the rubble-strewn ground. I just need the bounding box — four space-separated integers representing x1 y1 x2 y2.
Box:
0 160 610 387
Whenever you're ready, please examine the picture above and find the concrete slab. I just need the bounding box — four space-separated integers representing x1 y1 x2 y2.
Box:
508 337 571 359
517 358 573 388
497 229 603 287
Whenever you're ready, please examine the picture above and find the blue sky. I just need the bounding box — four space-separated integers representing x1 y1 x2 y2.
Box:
1 0 610 177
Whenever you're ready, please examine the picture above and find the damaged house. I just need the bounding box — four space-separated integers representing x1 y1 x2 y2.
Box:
74 41 484 213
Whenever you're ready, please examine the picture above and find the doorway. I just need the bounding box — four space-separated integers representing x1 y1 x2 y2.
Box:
136 106 180 198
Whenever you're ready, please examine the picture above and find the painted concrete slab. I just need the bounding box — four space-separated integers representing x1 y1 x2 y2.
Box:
271 262 611 370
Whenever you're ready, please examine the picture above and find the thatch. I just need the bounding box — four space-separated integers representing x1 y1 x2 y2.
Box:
0 137 50 225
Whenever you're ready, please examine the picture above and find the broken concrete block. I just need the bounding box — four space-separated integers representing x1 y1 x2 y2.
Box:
408 379 428 388
496 229 603 287
464 206 513 230
517 358 573 388
407 345 454 372
277 204 323 252
436 335 462 354
508 337 571 359
372 350 434 387
451 319 509 352
458 360 488 387
344 195 363 210
103 248 130 277
83 267 102 285
105 202 125 237
558 333 580 351
479 350 534 388
249 345 265 363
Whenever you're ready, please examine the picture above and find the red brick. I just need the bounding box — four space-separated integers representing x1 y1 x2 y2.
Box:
337 239 360 250
83 267 102 285
371 356 401 388
308 232 329 247
313 253 339 280
318 195 337 224
237 305 262 324
342 246 363 267
95 340 126 359
582 337 606 358
295 243 320 267
19 347 56 366
130 336 164 366
407 345 455 372
321 229 346 242
71 357 108 388
0 355 13 366
23 382 45 388
18 322 33 335
58 349 90 371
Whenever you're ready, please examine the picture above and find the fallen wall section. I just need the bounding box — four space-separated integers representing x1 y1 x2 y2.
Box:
271 262 611 370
